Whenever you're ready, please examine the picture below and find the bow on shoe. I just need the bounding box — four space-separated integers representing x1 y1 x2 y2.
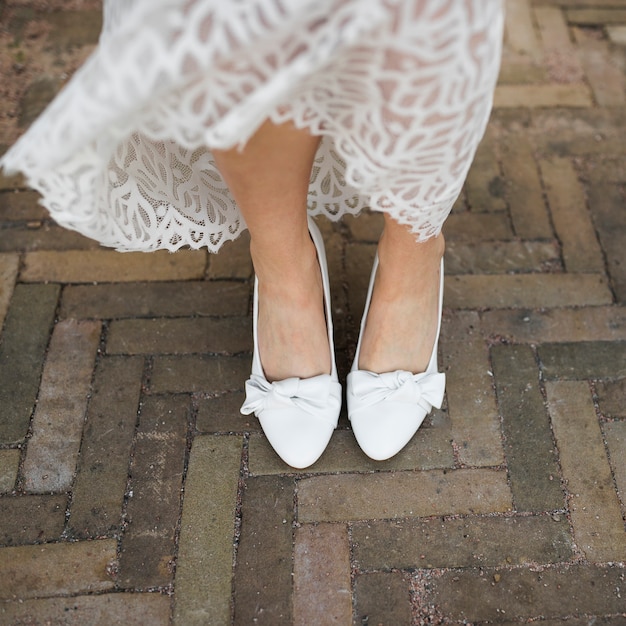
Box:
348 370 446 412
241 374 341 424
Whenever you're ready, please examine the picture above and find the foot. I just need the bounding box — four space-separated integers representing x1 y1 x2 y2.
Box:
357 229 445 375
253 235 331 383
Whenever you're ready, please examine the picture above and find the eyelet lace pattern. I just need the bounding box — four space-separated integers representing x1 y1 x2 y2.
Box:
1 0 503 252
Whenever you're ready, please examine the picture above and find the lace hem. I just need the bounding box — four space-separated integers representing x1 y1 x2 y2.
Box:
1 0 503 252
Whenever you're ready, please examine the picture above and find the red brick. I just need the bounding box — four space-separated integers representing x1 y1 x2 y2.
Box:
293 524 352 626
119 396 189 589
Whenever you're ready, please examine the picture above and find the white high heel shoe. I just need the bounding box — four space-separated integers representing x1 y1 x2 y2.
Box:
346 255 446 461
240 217 342 469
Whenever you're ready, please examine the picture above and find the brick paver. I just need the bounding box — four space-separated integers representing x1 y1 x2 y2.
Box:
22 319 100 492
0 539 117 600
0 594 171 626
118 395 189 590
0 253 19 329
298 469 513 522
1 1 625 623
354 572 412 626
0 284 59 443
67 356 144 538
547 381 626 562
174 435 242 626
21 249 207 283
0 449 19 493
293 523 352 625
442 334 504 467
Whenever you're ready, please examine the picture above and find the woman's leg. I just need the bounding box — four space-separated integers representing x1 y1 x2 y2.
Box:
212 120 329 382
356 215 445 375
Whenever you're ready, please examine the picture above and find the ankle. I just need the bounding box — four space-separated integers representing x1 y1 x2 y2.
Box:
375 231 444 298
250 235 319 290
378 226 445 266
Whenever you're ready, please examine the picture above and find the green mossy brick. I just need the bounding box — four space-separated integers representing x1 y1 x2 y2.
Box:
61 280 249 320
0 449 19 493
491 344 565 512
0 284 59 443
45 10 102 50
174 435 242 626
539 341 626 380
150 355 251 394
107 316 251 355
248 422 453 477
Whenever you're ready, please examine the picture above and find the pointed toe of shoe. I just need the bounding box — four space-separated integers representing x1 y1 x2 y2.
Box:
259 411 336 469
349 403 427 461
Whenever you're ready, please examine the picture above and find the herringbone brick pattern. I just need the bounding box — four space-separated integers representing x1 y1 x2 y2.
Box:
1 1 625 623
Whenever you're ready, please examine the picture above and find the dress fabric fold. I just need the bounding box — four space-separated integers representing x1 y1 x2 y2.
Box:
0 0 504 252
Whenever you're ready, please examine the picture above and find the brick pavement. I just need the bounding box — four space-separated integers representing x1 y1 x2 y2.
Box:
1 1 625 624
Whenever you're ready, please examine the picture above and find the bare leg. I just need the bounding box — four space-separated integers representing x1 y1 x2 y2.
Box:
213 120 329 382
357 214 445 374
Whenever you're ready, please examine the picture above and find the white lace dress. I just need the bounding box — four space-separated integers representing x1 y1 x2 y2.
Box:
1 0 503 252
